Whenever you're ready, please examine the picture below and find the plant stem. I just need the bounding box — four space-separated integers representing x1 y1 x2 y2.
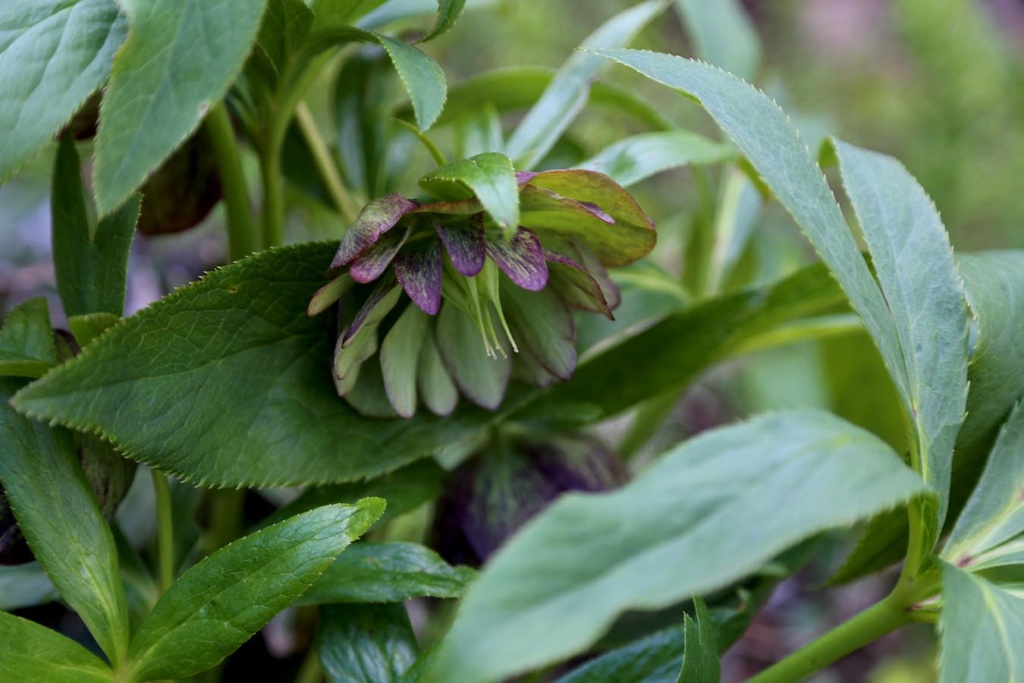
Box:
294 645 324 683
747 590 912 683
394 118 448 166
204 102 259 259
207 489 245 554
260 146 286 249
295 102 359 223
152 471 175 594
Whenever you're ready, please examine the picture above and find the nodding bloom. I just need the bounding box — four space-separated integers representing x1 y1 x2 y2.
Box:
309 155 655 418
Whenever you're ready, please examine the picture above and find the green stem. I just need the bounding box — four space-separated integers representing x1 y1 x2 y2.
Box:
394 118 448 166
260 145 286 249
294 645 324 683
295 102 359 223
152 471 175 594
747 590 913 683
204 102 259 259
207 489 245 554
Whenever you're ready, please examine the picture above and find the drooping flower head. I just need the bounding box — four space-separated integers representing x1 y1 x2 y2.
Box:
309 153 655 418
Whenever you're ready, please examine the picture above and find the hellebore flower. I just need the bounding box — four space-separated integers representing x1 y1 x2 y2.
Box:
309 153 655 418
431 434 627 565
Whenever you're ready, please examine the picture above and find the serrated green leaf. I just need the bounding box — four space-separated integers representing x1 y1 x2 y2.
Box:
297 541 475 605
522 263 845 421
939 563 1024 683
944 403 1024 569
0 562 58 611
555 625 684 683
258 0 314 71
319 603 418 683
52 137 139 317
0 0 127 181
308 27 445 131
11 243 502 488
423 410 926 683
94 0 268 214
577 130 734 188
677 597 719 683
505 0 669 170
128 500 384 681
0 379 129 665
830 139 969 534
674 0 761 82
0 298 58 378
421 0 466 42
420 152 518 233
68 312 122 348
0 610 112 683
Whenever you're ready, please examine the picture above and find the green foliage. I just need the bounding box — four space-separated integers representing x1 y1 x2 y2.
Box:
0 610 113 683
425 410 926 682
0 299 59 378
677 597 719 683
420 152 519 233
318 603 419 683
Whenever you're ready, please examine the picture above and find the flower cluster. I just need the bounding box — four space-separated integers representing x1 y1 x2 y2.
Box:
309 157 655 418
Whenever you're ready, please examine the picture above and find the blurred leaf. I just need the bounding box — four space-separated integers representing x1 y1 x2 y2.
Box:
939 563 1024 683
555 626 685 683
677 597 719 683
11 243 504 488
421 153 518 233
0 0 127 181
674 0 761 82
308 27 445 130
830 139 968 536
128 500 384 681
417 66 673 132
0 610 112 683
576 131 733 188
334 50 394 196
944 403 1024 569
319 603 418 683
0 298 58 378
0 562 57 611
506 0 669 170
0 378 129 664
525 263 845 421
453 103 503 158
52 137 139 317
297 542 475 605
94 0 267 214
706 166 762 294
257 0 314 71
423 410 927 683
312 0 389 29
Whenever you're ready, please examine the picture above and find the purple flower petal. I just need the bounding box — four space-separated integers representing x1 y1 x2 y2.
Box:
329 193 418 272
395 241 443 315
348 224 410 283
515 171 537 186
485 227 548 291
434 216 486 276
545 250 613 318
342 274 402 346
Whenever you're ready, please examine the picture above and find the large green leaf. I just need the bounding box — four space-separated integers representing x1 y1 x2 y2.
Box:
830 139 968 532
0 379 129 665
674 0 761 82
128 500 383 681
0 298 58 378
0 610 112 683
944 404 1024 569
522 263 845 421
52 137 139 318
939 563 1024 683
0 0 126 181
576 130 733 188
94 0 268 214
318 603 419 683
593 51 908 427
505 0 669 170
423 410 927 683
11 243 504 488
297 542 475 605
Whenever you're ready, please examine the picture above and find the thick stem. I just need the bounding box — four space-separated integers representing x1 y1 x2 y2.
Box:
151 471 175 594
260 147 286 249
747 591 912 683
204 102 259 259
295 102 359 223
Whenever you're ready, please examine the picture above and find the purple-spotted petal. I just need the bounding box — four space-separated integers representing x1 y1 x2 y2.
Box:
545 250 613 318
329 193 418 271
395 241 443 315
342 274 402 346
434 216 486 276
485 227 548 291
348 225 410 283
